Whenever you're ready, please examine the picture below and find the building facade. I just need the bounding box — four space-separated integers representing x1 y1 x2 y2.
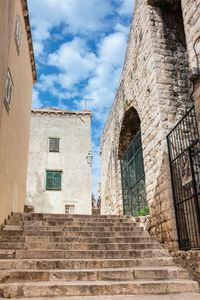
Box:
101 0 200 251
0 0 37 224
26 108 92 215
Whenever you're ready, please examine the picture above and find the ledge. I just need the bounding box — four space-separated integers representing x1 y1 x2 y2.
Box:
21 0 37 83
31 107 92 117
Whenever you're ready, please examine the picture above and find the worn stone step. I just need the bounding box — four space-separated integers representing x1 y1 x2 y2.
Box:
11 249 169 259
0 267 189 283
0 250 15 259
1 225 22 231
7 294 200 300
0 236 25 242
3 221 140 229
22 221 139 228
0 230 149 238
11 213 132 221
9 226 143 232
0 236 155 244
0 257 175 270
0 242 161 251
0 280 198 298
6 219 140 227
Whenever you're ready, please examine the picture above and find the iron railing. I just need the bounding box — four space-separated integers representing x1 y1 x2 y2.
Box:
167 106 200 250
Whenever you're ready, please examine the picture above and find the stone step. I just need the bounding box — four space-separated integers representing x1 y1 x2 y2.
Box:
1 213 197 298
0 230 149 238
0 250 15 259
6 220 139 227
24 221 139 226
0 236 155 244
0 249 169 259
0 242 161 251
0 249 170 260
2 225 143 232
10 213 132 220
0 267 189 283
0 280 198 298
7 294 200 300
0 257 175 270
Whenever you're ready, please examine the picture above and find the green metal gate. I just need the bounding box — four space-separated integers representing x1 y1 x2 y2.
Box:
120 130 148 216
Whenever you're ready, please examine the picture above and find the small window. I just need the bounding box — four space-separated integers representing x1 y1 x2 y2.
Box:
49 138 60 152
4 69 13 111
15 15 22 55
46 171 62 190
65 205 75 214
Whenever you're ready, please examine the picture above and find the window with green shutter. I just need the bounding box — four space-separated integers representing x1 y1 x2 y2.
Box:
46 171 61 190
49 138 60 152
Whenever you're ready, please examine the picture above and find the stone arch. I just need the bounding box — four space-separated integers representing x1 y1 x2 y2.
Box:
118 106 140 159
118 106 148 216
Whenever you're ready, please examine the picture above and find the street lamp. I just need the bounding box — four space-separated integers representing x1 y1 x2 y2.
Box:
86 150 101 165
86 152 92 165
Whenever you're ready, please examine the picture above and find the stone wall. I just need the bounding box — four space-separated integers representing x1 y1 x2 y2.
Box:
101 0 196 250
181 0 200 132
171 250 200 286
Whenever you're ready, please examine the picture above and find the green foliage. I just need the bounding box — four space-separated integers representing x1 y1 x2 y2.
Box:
132 207 150 217
139 207 150 216
123 99 129 112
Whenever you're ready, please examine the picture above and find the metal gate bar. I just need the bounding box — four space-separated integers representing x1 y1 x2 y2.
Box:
167 106 200 250
120 130 148 216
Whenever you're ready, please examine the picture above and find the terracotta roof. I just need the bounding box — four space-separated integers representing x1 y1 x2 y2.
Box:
31 107 92 116
21 0 37 83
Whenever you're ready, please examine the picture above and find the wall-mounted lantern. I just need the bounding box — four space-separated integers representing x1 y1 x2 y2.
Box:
86 152 92 165
86 150 102 165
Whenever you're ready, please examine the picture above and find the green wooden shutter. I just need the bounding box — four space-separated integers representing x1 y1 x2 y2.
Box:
54 172 61 190
46 172 54 189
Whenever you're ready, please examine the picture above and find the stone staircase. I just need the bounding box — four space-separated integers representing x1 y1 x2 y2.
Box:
0 212 199 298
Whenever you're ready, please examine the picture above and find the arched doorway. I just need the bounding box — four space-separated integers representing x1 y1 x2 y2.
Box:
118 107 148 216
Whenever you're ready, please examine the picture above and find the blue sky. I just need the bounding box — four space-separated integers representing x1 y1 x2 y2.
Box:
27 0 135 198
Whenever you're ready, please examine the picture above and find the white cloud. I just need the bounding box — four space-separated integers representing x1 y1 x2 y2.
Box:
32 41 45 57
79 24 130 118
38 23 129 120
32 88 43 108
99 30 128 66
38 74 57 92
47 38 97 89
28 0 113 57
118 0 135 16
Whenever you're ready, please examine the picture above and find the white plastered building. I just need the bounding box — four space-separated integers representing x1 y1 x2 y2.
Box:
26 107 92 215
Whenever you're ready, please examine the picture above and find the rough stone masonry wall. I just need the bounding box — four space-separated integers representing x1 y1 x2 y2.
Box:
169 0 200 283
181 0 200 132
101 0 194 250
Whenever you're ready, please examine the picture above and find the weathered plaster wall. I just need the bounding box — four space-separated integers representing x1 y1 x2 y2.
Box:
26 110 92 215
0 0 14 130
101 0 194 249
0 0 34 224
